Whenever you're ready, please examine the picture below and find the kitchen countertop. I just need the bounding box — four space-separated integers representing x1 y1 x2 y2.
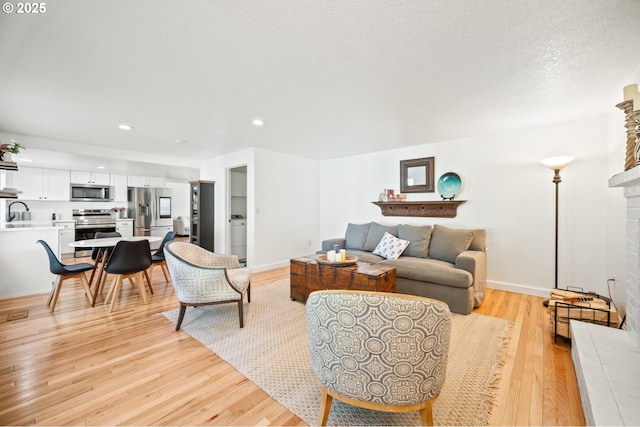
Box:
0 220 67 231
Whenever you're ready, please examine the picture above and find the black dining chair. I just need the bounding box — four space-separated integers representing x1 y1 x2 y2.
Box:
150 231 176 284
103 239 153 312
88 231 122 287
37 239 96 312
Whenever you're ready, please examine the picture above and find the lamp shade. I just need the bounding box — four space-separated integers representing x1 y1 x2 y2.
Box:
540 156 575 170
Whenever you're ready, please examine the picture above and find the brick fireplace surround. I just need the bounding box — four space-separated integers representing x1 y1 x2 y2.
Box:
570 168 640 425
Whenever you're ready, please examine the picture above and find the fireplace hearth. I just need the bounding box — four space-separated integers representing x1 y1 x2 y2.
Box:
571 168 640 425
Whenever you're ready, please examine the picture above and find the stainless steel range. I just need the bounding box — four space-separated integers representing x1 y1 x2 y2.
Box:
72 209 116 257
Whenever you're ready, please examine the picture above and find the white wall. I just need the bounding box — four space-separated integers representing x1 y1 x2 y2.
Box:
253 148 320 270
165 180 190 222
319 115 623 298
201 147 320 271
201 148 254 261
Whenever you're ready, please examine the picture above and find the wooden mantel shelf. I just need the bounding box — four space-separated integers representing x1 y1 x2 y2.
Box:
372 200 466 218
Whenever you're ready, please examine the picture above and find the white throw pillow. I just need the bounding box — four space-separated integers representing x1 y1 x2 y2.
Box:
372 232 410 260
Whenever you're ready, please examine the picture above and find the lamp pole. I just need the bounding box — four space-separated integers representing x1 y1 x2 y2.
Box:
541 156 575 290
552 168 562 289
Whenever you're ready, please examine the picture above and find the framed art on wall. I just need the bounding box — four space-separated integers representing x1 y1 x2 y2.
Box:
400 156 434 193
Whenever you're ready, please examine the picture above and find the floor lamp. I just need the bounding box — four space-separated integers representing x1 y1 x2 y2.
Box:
540 156 575 289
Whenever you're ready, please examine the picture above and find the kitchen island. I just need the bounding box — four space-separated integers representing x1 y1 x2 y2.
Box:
0 221 63 299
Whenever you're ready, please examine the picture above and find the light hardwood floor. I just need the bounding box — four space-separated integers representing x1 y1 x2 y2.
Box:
0 263 584 426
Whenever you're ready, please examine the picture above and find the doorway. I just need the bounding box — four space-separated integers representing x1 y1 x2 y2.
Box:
228 166 247 265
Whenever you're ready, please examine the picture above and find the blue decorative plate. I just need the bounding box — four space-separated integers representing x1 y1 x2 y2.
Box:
437 172 462 200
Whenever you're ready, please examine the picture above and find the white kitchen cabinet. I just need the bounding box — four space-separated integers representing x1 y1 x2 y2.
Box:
13 167 70 201
70 171 110 185
0 226 59 299
110 174 128 202
128 175 166 188
115 219 133 237
54 221 76 259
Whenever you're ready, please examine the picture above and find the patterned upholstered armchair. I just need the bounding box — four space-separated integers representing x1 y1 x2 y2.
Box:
306 290 451 426
164 241 251 330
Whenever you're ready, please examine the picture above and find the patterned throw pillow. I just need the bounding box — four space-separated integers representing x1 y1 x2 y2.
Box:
372 232 410 260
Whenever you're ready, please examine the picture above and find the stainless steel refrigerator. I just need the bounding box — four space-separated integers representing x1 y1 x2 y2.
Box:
128 187 173 238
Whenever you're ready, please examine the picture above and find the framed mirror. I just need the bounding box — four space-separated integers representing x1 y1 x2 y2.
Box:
400 157 435 193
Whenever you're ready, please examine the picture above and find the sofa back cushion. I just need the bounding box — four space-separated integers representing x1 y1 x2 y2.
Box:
397 224 433 258
364 222 398 251
428 224 474 263
344 223 371 250
469 229 487 251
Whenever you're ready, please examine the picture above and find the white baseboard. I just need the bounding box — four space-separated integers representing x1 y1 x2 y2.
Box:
487 280 551 298
250 260 290 273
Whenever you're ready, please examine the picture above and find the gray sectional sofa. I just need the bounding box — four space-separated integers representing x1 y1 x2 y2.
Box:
320 222 487 314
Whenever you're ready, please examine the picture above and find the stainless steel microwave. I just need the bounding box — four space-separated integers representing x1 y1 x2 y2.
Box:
70 184 113 201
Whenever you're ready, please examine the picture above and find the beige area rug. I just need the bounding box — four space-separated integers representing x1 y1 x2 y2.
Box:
162 280 511 426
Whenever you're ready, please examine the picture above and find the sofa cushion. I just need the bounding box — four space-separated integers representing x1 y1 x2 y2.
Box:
372 232 410 260
469 229 487 252
380 256 473 288
345 249 385 263
428 225 474 263
363 222 398 251
344 223 371 250
397 224 433 258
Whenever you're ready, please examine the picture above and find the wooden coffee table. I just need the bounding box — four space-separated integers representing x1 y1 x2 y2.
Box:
290 255 396 302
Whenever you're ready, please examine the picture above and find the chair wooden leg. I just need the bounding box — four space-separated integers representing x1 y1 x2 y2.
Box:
48 276 64 312
160 262 170 283
91 250 109 306
419 401 434 426
78 272 94 306
107 276 124 313
104 274 120 308
47 277 58 307
317 386 333 426
175 303 187 331
136 272 148 304
144 269 154 294
88 248 103 286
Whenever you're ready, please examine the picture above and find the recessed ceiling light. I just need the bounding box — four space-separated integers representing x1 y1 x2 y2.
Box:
18 158 32 162
118 123 133 131
97 166 106 169
174 139 188 144
252 118 265 126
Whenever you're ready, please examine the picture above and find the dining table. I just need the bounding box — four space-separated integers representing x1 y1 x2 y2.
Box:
69 235 162 306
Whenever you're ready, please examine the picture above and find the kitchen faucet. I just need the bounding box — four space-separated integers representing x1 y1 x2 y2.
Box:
7 201 29 222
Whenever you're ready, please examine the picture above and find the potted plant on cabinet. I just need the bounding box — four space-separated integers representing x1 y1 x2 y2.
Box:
0 142 24 162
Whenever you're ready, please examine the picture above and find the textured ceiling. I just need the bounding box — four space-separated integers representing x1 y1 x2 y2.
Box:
1 0 640 174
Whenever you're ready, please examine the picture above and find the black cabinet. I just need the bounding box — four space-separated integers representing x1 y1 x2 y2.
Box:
190 180 215 251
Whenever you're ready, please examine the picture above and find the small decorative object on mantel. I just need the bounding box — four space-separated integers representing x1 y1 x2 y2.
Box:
372 200 466 218
437 172 462 200
617 84 639 171
387 193 407 202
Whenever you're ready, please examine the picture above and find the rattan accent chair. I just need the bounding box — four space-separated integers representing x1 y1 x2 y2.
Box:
164 241 251 330
306 290 452 426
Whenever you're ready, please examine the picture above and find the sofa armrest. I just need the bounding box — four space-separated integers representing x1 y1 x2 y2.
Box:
321 238 346 252
455 250 487 308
